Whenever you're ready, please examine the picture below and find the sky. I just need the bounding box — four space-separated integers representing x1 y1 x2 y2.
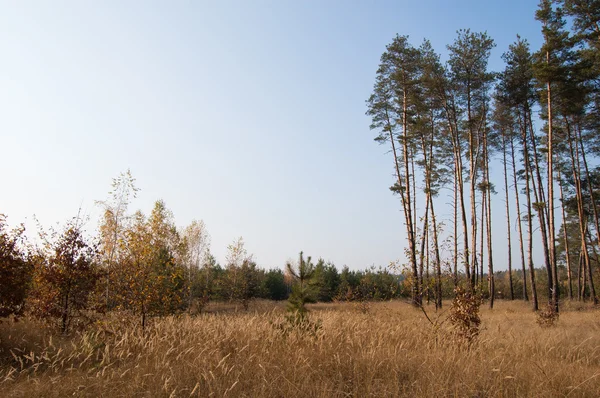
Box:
1 1 546 271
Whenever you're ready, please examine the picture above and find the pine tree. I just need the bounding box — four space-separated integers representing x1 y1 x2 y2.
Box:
367 35 422 305
286 252 317 320
447 29 495 289
497 37 539 310
492 99 515 300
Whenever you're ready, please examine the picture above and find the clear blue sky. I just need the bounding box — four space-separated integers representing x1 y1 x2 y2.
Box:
1 1 545 270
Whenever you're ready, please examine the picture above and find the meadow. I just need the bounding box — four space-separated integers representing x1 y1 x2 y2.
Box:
1 300 599 398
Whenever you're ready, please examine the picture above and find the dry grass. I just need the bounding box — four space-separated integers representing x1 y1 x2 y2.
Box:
1 300 599 397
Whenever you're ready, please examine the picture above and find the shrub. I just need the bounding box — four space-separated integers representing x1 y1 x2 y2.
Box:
536 304 559 328
29 219 102 333
449 286 483 345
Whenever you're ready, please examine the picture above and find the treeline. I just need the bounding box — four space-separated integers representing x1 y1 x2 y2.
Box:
1 178 598 334
1 170 418 332
367 0 600 310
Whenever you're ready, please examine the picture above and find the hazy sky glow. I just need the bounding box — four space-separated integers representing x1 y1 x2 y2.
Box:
1 1 545 270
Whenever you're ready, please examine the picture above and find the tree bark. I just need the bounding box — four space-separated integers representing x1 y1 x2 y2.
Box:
382 102 420 305
484 127 494 308
566 116 597 304
576 125 600 304
545 69 559 312
501 128 514 300
526 108 552 307
558 168 573 300
401 88 420 306
480 188 486 291
510 136 528 301
520 109 539 311
453 162 459 286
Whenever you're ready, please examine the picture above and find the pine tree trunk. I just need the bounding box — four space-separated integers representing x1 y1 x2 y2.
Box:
480 189 486 292
442 102 470 285
456 135 471 284
453 163 459 286
484 129 494 308
584 225 597 303
383 106 419 306
411 148 418 243
578 249 585 301
510 137 528 301
426 219 431 305
520 110 539 311
430 196 443 309
419 122 442 308
566 116 597 304
577 125 600 304
487 181 495 308
467 91 479 291
501 128 514 300
527 109 553 307
470 176 479 290
546 75 559 312
399 89 420 306
418 197 430 297
558 168 573 300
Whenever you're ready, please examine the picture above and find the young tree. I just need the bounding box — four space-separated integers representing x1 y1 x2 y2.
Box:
223 237 258 309
232 260 261 310
115 211 156 329
180 220 211 309
30 217 101 333
115 201 186 330
286 252 317 319
96 169 139 310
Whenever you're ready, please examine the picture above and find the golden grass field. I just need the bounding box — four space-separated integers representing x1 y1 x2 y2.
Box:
1 300 599 397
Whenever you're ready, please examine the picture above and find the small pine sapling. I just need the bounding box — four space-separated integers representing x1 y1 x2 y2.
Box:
274 252 322 337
